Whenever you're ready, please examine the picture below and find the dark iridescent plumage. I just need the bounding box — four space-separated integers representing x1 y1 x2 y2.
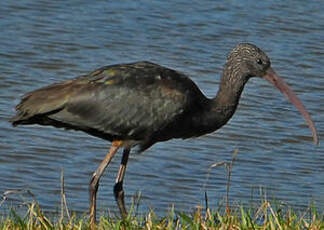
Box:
11 61 231 151
10 43 318 225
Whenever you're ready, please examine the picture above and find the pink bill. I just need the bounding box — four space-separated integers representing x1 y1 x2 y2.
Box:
263 67 318 145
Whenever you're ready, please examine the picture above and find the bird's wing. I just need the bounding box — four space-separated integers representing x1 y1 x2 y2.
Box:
50 62 199 140
12 62 205 144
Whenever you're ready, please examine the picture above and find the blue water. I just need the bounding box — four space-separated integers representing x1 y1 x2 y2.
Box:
0 0 323 217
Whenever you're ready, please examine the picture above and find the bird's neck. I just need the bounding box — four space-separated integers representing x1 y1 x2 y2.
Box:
183 63 249 138
201 62 249 131
215 61 249 108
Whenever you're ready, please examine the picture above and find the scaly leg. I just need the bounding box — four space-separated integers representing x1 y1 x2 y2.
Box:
89 141 122 227
114 148 130 218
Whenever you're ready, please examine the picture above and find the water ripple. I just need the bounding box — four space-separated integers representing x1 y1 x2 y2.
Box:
0 0 323 216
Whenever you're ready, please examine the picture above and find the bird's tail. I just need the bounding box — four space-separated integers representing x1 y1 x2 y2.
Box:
10 80 74 126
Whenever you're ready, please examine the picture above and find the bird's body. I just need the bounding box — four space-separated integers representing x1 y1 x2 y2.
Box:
10 43 318 226
11 61 236 151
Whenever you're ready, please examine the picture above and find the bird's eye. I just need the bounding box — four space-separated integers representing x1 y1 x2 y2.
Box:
256 59 263 65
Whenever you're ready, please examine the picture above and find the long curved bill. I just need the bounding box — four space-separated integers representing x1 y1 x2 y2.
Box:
263 67 319 145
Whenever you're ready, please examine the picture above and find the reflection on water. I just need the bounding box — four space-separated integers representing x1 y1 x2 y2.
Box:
0 0 323 216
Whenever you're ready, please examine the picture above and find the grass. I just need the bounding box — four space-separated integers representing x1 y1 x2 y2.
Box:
0 199 323 229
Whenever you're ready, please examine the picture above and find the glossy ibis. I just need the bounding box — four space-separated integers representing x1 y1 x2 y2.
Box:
10 43 318 225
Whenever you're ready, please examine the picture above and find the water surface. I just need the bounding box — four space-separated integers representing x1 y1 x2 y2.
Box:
1 0 323 216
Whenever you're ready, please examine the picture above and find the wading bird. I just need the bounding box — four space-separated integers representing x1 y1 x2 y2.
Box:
10 43 318 225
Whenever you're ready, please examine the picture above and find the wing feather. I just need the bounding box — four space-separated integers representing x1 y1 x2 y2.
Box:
50 77 189 140
11 62 204 146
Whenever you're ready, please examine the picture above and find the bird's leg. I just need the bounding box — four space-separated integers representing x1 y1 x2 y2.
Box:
89 141 122 227
114 148 130 218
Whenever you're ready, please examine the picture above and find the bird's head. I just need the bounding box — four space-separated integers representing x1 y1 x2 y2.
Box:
225 43 318 145
227 43 271 79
